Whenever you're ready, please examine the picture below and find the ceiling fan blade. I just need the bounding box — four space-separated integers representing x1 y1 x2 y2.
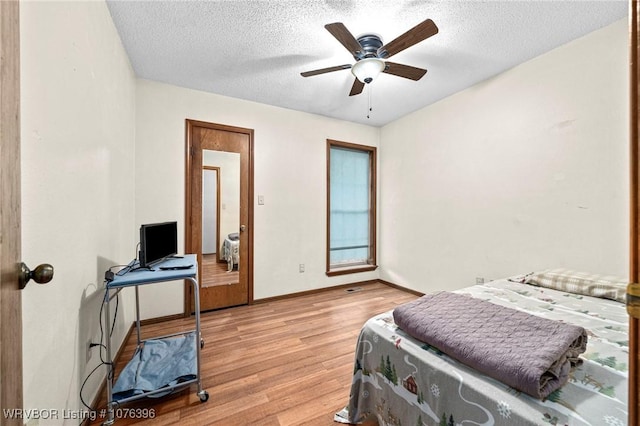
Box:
378 19 438 59
383 62 427 81
325 22 362 56
349 78 365 96
300 64 352 77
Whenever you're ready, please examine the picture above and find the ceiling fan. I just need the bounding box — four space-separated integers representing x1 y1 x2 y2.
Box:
300 19 438 96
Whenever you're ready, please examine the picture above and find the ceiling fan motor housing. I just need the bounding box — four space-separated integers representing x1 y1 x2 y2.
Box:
355 34 384 60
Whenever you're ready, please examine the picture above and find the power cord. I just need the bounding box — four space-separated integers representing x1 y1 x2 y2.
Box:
79 245 138 423
78 284 119 422
104 258 138 282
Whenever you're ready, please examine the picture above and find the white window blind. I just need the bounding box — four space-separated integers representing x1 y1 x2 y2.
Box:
329 146 371 266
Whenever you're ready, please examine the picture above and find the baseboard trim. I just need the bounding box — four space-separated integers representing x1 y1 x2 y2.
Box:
253 280 380 304
377 279 424 296
139 313 184 326
253 278 422 304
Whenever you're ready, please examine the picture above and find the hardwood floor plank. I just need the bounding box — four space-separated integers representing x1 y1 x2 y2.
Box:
201 254 239 288
89 282 417 425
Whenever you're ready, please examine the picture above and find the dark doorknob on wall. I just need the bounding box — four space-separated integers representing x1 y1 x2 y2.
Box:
19 263 54 289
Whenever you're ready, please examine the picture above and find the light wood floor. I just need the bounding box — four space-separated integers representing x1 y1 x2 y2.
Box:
202 253 239 287
91 282 418 425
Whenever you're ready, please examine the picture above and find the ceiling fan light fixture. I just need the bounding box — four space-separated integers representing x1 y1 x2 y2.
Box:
351 58 385 84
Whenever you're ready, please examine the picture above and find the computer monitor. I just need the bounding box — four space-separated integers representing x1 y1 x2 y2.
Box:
139 221 178 268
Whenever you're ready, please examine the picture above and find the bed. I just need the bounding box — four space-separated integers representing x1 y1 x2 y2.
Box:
335 270 629 426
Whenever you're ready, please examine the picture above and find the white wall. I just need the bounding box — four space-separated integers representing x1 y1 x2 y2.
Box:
135 80 379 318
379 19 629 293
20 1 136 422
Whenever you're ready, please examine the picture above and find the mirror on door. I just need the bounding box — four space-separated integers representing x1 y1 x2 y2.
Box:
201 149 241 287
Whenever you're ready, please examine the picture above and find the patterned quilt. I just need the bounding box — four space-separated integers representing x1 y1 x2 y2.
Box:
335 279 628 426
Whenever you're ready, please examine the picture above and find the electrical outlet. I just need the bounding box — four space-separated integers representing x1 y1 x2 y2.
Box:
299 264 305 273
86 339 93 363
476 277 485 284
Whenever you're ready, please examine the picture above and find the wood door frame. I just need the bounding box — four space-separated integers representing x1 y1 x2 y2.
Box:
0 0 23 421
629 1 640 422
184 119 254 315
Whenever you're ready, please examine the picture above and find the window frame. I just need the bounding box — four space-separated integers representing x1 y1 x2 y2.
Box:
326 139 378 276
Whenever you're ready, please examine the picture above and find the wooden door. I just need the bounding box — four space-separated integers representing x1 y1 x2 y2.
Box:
0 1 23 423
629 1 640 423
185 120 253 312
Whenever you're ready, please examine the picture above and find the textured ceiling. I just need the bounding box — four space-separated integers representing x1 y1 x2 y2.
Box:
106 0 628 127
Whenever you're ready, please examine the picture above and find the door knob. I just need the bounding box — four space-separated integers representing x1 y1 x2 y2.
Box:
19 263 54 289
240 225 246 232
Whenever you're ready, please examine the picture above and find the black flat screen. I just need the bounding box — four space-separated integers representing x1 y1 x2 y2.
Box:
139 221 177 267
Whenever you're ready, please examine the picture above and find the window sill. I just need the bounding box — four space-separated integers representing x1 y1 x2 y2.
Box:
326 264 378 277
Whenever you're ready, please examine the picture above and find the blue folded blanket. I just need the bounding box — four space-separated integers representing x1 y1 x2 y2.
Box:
112 332 197 401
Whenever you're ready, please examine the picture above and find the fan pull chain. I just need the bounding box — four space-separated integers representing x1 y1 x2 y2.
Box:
367 84 373 119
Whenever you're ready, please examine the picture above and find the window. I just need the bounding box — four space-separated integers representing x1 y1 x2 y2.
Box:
326 139 377 276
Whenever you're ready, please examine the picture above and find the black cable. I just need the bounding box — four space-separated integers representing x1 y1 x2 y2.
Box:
110 258 137 277
80 250 136 423
78 361 104 412
78 285 118 423
115 265 130 276
99 289 113 377
110 292 119 338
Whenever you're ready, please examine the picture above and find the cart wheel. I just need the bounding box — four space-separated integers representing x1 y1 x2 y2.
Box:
200 339 205 349
198 390 209 402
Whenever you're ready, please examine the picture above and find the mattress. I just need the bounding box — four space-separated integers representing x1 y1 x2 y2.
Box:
335 278 628 426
